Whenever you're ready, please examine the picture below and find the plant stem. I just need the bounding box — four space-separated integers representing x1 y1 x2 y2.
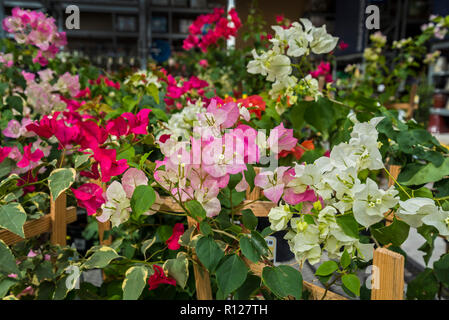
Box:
321 273 342 300
146 246 167 262
384 167 411 199
211 228 239 241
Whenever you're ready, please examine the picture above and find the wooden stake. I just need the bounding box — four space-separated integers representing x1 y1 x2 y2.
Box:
98 220 112 246
245 167 262 201
50 192 67 246
371 248 404 300
388 165 401 188
385 165 401 225
187 216 213 300
92 180 112 246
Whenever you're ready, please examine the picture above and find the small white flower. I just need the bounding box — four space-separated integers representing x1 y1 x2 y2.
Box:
309 25 338 54
287 163 321 194
286 223 322 265
353 178 399 228
97 181 131 227
422 208 449 237
268 204 293 231
396 197 438 228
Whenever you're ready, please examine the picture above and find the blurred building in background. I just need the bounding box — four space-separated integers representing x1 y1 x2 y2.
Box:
1 0 448 71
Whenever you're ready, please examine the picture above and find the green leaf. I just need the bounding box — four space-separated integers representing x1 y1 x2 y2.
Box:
244 164 256 191
315 261 339 276
304 98 338 139
258 228 272 241
406 268 438 300
53 275 70 300
341 274 360 296
141 237 156 259
179 226 196 247
74 153 90 169
240 236 260 263
0 82 8 96
336 214 359 239
82 246 120 269
6 96 23 113
35 260 54 282
185 200 206 220
370 218 410 247
146 83 160 104
340 250 351 269
163 252 189 289
417 225 438 265
241 209 258 230
117 146 135 162
288 102 306 130
122 266 148 300
36 281 55 300
195 236 224 272
48 168 76 200
130 185 156 217
0 203 26 238
250 230 270 256
262 265 303 299
215 254 248 296
0 278 16 298
398 158 449 186
122 95 138 112
156 225 173 243
139 151 152 169
199 221 212 236
0 159 14 179
433 253 449 288
150 108 168 122
234 274 261 300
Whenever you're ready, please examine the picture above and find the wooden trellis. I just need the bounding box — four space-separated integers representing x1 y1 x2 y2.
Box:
0 192 76 246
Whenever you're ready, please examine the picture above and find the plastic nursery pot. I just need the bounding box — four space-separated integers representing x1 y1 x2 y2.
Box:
257 217 294 263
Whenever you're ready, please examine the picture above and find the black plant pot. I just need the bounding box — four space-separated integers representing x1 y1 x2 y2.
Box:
257 217 294 263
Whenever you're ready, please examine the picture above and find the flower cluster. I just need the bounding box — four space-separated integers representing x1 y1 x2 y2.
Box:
2 7 67 66
163 75 209 109
154 99 300 218
155 98 275 216
89 75 121 90
310 61 333 83
247 18 338 100
0 52 13 67
263 117 395 265
97 168 161 227
183 7 241 52
397 198 449 237
24 105 151 215
23 69 80 115
157 100 206 140
421 15 449 39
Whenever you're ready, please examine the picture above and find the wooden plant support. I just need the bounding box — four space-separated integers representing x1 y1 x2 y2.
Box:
0 192 76 246
91 180 112 246
371 248 405 300
187 216 213 300
385 164 401 225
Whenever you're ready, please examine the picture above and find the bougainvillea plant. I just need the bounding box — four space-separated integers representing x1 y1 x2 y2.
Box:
1 7 449 302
